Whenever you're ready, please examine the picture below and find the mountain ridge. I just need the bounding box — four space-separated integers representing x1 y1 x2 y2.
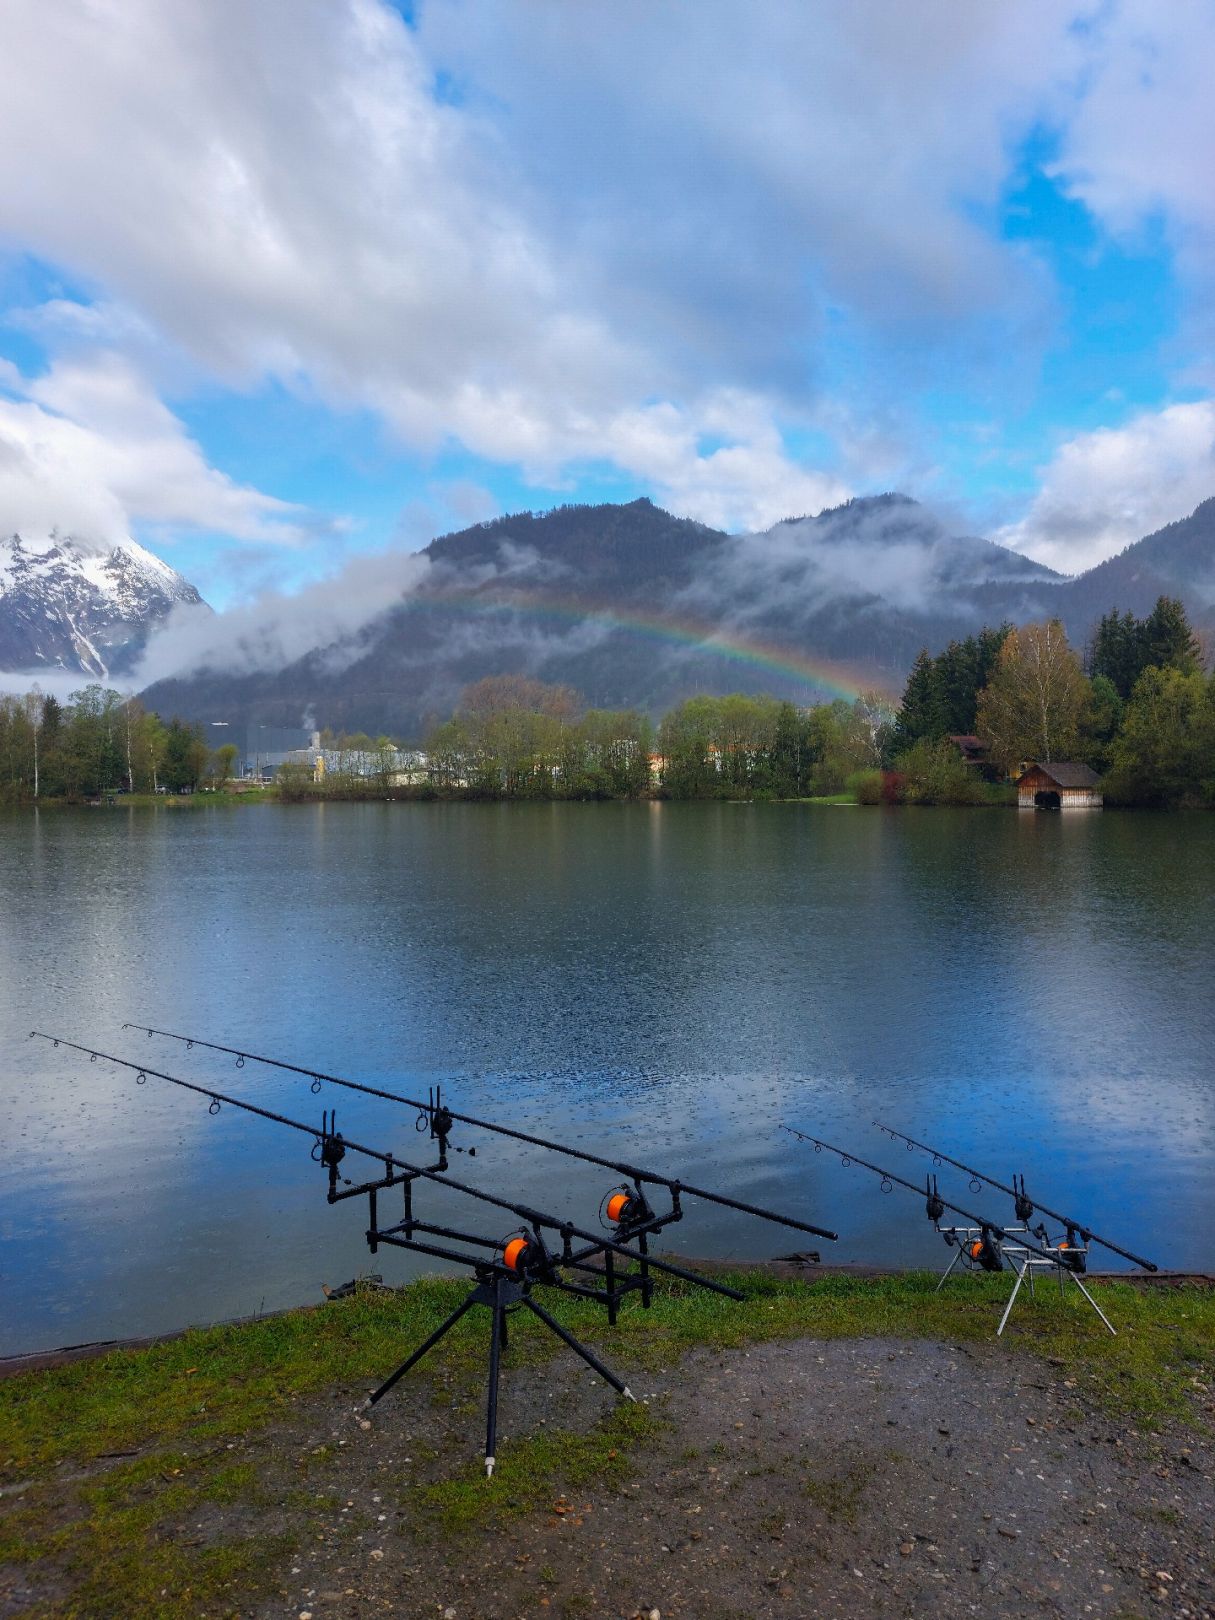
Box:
132 492 1215 740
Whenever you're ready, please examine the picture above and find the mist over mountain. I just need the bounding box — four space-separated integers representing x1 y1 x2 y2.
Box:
129 493 1215 741
0 532 205 679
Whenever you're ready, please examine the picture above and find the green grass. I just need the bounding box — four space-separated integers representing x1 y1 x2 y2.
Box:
2 1271 1211 1617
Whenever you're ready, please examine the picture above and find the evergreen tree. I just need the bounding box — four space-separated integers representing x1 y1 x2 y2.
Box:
1091 597 1202 698
894 649 947 747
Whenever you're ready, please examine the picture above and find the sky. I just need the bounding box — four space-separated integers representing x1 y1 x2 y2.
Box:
1 0 1214 608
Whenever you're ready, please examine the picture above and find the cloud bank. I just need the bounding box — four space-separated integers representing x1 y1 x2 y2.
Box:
0 0 1213 580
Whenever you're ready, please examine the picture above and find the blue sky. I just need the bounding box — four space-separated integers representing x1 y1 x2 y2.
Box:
1 0 1213 609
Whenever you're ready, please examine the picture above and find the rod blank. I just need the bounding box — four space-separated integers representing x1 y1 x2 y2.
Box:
122 1023 838 1242
783 1126 1073 1269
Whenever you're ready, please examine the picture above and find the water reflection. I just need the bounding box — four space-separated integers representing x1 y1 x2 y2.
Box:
1 802 1211 1355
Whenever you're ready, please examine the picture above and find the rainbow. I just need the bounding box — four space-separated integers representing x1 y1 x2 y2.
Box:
410 588 893 701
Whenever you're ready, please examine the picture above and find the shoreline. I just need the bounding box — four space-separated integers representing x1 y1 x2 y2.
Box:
5 1261 1209 1380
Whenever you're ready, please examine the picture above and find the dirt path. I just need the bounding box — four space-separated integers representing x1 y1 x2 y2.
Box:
211 1334 1215 1620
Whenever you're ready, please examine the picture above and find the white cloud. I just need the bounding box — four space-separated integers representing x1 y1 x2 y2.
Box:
997 400 1215 573
0 353 309 548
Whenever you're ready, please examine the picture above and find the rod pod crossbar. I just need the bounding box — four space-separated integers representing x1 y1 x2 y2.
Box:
122 1023 838 1242
871 1120 1158 1272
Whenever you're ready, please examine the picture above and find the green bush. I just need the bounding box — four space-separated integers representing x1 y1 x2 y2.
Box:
894 739 988 805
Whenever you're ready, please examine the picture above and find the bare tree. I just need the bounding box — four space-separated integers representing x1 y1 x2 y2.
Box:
22 685 43 800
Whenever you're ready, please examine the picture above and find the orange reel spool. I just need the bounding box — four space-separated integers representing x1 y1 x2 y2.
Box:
606 1191 634 1225
502 1236 531 1273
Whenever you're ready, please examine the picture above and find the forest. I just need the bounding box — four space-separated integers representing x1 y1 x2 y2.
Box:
1 596 1212 808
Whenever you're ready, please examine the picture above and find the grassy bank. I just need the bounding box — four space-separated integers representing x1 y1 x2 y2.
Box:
2 1272 1211 1617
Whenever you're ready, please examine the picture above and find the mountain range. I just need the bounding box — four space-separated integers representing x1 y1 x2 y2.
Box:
0 531 204 678
3 495 1213 736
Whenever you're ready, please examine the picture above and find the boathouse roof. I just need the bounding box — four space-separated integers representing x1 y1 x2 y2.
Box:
1018 761 1101 788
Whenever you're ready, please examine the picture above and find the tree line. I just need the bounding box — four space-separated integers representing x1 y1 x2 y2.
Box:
4 593 1210 808
408 674 897 801
0 686 220 802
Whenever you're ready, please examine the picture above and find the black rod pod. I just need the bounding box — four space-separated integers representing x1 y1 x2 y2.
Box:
122 1023 838 1242
36 1029 758 1473
782 1126 1075 1271
871 1121 1157 1272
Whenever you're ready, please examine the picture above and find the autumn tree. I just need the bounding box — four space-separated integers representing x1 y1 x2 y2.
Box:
975 619 1090 773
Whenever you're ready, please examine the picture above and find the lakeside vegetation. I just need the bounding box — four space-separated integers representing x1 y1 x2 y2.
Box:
2 1271 1211 1617
2 595 1211 808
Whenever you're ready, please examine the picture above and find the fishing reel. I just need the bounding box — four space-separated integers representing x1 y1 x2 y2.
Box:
599 1183 654 1233
964 1227 1004 1274
497 1228 554 1284
1054 1225 1088 1274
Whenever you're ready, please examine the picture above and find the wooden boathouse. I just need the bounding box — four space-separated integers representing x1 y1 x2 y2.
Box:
1016 761 1103 811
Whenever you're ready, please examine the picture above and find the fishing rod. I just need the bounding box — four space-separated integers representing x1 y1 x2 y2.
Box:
872 1121 1158 1272
30 1033 743 1300
781 1127 1072 1271
122 1022 838 1242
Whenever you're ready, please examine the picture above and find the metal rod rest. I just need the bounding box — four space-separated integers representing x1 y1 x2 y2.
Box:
871 1120 1157 1271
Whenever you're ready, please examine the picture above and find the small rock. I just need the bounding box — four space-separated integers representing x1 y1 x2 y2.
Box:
997 1526 1021 1540
899 1541 914 1557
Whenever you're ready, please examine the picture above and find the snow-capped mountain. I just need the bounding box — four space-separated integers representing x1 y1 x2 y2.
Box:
0 531 207 677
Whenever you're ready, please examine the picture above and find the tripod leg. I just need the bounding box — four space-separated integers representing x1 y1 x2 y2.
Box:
934 1247 963 1293
485 1282 505 1477
1067 1270 1117 1336
365 1293 477 1408
996 1260 1028 1337
521 1295 635 1401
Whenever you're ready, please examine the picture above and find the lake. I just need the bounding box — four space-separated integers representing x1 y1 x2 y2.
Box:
1 801 1212 1357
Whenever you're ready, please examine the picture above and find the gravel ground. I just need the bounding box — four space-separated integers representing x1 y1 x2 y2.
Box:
239 1333 1214 1620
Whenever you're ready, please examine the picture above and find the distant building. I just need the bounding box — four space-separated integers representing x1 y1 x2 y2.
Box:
1016 761 1103 811
947 733 1002 782
948 734 988 766
280 732 427 784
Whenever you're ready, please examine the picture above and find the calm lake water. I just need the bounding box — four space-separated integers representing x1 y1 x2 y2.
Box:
1 802 1212 1356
